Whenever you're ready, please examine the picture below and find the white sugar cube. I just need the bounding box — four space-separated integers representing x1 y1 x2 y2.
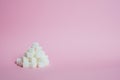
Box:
16 58 21 64
41 57 49 65
41 54 48 59
29 58 37 68
44 58 49 63
40 54 49 62
35 51 45 57
36 50 46 57
31 57 37 63
22 57 29 68
16 58 22 66
35 52 42 58
40 50 45 54
27 48 35 53
25 52 34 58
23 62 29 68
30 62 37 68
36 58 40 63
23 57 29 62
36 46 42 52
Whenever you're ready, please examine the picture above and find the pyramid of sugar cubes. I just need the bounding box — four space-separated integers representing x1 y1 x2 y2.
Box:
16 42 50 68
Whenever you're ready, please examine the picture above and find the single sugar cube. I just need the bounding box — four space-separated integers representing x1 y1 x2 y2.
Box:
36 58 40 63
23 61 29 68
44 58 49 65
37 62 47 68
30 62 37 68
27 48 35 53
40 54 48 59
35 46 42 53
37 55 49 68
35 52 42 58
40 57 49 65
31 57 37 63
22 57 29 68
35 50 45 58
29 57 37 68
23 57 29 63
41 50 45 54
25 52 34 58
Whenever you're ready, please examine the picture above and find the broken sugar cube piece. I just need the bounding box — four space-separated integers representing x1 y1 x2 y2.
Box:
16 58 22 66
16 58 21 64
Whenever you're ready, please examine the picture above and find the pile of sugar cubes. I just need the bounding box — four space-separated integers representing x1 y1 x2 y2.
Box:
16 42 49 68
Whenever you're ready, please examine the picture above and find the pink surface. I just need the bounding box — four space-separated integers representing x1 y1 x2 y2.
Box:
0 0 120 80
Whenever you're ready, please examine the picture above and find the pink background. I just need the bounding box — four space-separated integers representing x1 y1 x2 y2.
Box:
0 0 120 80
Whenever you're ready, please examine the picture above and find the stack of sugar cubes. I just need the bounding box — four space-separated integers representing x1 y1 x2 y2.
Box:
16 42 50 68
